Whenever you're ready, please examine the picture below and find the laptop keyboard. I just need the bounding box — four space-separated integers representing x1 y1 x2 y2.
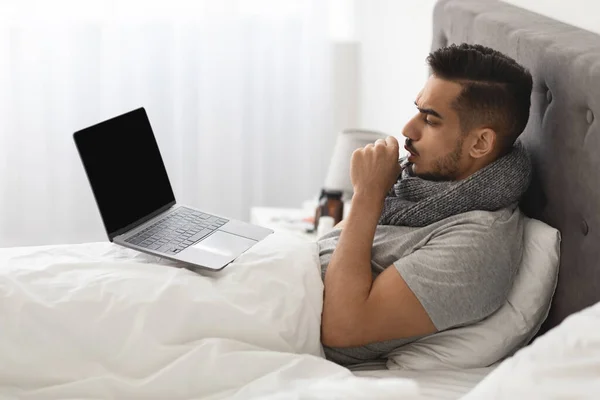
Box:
125 207 229 254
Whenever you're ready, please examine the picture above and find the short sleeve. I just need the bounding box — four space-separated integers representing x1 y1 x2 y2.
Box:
393 223 514 331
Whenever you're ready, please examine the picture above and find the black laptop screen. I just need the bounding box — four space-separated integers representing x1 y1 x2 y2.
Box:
74 108 175 238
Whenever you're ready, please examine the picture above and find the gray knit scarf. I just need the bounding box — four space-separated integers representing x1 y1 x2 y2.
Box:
379 140 532 227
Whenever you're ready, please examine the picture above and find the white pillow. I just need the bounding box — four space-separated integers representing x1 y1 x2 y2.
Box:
462 302 600 399
386 216 561 370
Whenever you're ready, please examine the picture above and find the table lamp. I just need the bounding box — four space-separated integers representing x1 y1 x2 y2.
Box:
323 128 388 200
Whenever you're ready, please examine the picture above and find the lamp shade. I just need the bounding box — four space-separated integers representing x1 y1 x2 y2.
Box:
323 129 388 197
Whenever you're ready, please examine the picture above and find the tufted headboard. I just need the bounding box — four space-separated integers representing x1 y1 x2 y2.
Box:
431 0 600 333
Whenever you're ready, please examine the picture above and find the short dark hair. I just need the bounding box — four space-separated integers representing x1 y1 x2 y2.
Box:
427 43 533 153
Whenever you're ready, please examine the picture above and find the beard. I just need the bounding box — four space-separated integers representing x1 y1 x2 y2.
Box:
411 136 464 182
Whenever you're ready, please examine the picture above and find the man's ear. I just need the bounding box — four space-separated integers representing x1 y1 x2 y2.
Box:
468 128 496 159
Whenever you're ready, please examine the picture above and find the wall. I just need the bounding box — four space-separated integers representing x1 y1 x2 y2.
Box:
502 0 600 35
354 0 437 144
329 0 360 134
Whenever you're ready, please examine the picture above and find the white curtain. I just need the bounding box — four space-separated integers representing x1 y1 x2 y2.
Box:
0 0 335 247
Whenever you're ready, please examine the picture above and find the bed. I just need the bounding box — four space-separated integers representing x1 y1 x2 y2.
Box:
2 1 600 399
355 0 600 397
355 0 600 396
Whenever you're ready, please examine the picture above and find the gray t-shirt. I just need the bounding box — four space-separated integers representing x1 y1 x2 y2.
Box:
318 205 524 366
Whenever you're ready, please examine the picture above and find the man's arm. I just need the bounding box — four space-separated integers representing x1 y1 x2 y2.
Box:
321 137 436 348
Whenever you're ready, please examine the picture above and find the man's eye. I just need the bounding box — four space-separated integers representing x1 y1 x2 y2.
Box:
424 117 435 126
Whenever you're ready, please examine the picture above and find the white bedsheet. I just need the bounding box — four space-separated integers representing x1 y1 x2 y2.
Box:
0 235 422 399
354 367 494 400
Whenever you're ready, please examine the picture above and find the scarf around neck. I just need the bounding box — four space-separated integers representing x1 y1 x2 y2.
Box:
378 140 532 227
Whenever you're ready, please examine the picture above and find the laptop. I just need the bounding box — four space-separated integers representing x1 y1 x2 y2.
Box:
73 107 273 271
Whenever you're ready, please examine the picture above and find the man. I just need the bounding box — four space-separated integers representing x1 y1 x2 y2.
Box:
318 43 533 366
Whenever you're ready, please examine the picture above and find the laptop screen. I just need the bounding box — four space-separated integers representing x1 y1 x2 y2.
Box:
74 108 176 238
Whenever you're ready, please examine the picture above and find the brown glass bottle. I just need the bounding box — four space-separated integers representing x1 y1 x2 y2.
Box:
314 189 344 231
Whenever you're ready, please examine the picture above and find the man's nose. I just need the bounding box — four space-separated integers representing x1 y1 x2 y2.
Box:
402 114 421 141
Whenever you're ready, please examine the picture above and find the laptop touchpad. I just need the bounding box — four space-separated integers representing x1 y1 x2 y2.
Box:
191 231 257 257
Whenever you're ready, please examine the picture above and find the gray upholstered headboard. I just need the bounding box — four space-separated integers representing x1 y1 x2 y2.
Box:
432 0 600 333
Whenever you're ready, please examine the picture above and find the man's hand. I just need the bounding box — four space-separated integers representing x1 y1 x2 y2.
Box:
350 136 402 201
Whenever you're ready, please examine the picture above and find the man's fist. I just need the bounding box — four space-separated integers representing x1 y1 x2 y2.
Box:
350 136 402 200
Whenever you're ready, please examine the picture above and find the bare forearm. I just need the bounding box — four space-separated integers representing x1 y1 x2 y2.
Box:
322 192 384 340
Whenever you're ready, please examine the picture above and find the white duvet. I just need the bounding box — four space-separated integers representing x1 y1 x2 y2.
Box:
0 233 418 399
3 233 599 400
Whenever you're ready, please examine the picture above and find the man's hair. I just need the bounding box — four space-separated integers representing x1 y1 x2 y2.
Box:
427 43 533 154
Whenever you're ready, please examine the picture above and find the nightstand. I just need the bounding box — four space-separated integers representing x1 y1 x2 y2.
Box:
250 206 318 242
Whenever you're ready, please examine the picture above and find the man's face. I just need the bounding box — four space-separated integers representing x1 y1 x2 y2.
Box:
402 76 469 181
